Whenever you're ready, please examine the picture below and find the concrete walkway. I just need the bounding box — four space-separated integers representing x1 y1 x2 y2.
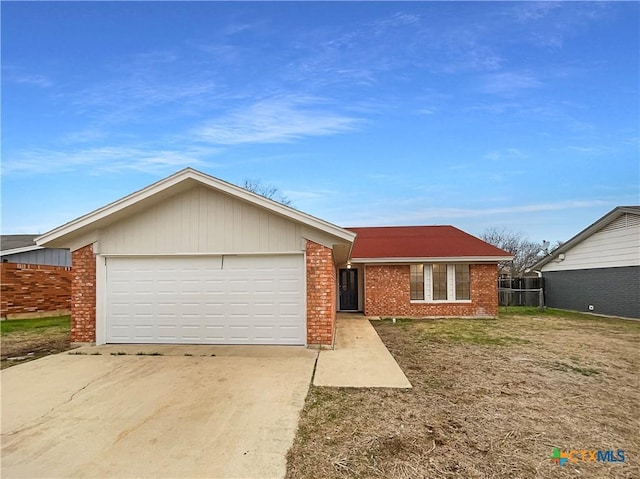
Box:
313 315 412 388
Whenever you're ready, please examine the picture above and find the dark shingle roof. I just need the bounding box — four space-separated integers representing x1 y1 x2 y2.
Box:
1 235 39 252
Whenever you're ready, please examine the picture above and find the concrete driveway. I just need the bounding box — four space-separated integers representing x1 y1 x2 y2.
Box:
1 346 317 479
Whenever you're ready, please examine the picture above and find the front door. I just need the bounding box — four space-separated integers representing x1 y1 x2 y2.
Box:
339 268 358 311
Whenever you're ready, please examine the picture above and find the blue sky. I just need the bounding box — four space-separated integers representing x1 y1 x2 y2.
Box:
2 1 638 244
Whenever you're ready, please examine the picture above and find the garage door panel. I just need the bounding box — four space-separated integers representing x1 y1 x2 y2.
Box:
106 255 305 345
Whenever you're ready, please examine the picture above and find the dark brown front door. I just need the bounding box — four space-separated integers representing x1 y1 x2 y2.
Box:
339 268 358 311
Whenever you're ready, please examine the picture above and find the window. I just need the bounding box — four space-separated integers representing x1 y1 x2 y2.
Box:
410 264 424 300
455 264 470 300
432 264 448 300
409 263 471 302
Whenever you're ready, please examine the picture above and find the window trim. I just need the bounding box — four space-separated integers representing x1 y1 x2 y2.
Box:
410 263 471 303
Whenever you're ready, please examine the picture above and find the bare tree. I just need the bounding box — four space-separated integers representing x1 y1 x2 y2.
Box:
242 179 292 206
480 227 547 277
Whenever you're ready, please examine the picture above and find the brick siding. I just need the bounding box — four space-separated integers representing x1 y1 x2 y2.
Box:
306 240 336 347
0 262 71 319
71 244 97 343
364 263 498 317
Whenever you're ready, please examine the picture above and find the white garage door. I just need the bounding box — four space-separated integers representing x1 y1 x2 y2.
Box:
105 255 305 345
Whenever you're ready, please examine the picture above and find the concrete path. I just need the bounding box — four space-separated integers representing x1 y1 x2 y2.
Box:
1 346 317 479
313 316 412 388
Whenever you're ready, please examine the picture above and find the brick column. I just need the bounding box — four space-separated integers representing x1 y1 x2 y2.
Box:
471 263 499 317
71 244 96 343
306 240 336 347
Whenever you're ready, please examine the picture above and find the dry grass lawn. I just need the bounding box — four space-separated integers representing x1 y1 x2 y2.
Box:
286 308 639 478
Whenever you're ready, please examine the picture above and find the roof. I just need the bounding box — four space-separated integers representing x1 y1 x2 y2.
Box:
36 168 356 248
1 235 38 250
347 226 513 262
528 206 640 271
0 235 44 256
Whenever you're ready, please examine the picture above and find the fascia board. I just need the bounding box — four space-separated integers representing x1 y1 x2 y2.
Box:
0 245 45 256
350 256 514 263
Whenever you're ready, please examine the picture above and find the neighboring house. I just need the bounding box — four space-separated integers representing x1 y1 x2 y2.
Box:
36 168 512 347
1 235 72 319
1 235 71 266
528 206 640 319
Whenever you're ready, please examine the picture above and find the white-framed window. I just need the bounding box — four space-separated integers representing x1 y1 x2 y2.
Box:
409 263 470 302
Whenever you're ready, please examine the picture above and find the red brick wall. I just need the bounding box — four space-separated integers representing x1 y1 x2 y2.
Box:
306 240 336 347
0 263 71 318
71 244 96 343
364 263 499 317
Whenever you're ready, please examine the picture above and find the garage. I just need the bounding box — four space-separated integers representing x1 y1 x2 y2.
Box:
36 168 355 347
106 255 306 345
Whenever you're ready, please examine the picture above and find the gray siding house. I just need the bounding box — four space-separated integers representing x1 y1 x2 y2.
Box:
528 206 640 319
1 235 71 266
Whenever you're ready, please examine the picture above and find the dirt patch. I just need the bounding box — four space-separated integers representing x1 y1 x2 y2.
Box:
286 312 639 478
1 319 72 369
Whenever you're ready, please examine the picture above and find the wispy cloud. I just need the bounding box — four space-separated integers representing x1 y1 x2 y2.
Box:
508 2 611 48
3 70 53 88
479 71 542 96
432 31 504 74
566 145 619 156
483 148 527 161
2 145 218 175
512 2 564 22
60 47 229 126
346 200 611 227
194 95 360 145
416 107 437 116
69 78 221 122
62 128 109 144
367 11 421 34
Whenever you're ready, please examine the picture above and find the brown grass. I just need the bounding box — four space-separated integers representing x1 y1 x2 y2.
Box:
286 309 640 478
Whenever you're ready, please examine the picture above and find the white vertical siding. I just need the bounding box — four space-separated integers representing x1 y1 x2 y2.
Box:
542 216 640 271
98 185 313 254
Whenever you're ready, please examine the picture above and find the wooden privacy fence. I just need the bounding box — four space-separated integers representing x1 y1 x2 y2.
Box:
498 277 544 308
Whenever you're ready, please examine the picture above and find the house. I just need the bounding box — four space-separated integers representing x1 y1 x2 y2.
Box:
36 168 511 347
1 235 72 319
528 206 640 319
341 226 512 318
1 235 71 266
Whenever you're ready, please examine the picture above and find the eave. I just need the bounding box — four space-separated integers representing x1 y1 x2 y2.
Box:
351 255 514 264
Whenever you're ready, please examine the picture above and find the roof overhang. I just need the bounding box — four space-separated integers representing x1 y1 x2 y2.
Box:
0 245 45 256
351 255 513 264
36 168 356 250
